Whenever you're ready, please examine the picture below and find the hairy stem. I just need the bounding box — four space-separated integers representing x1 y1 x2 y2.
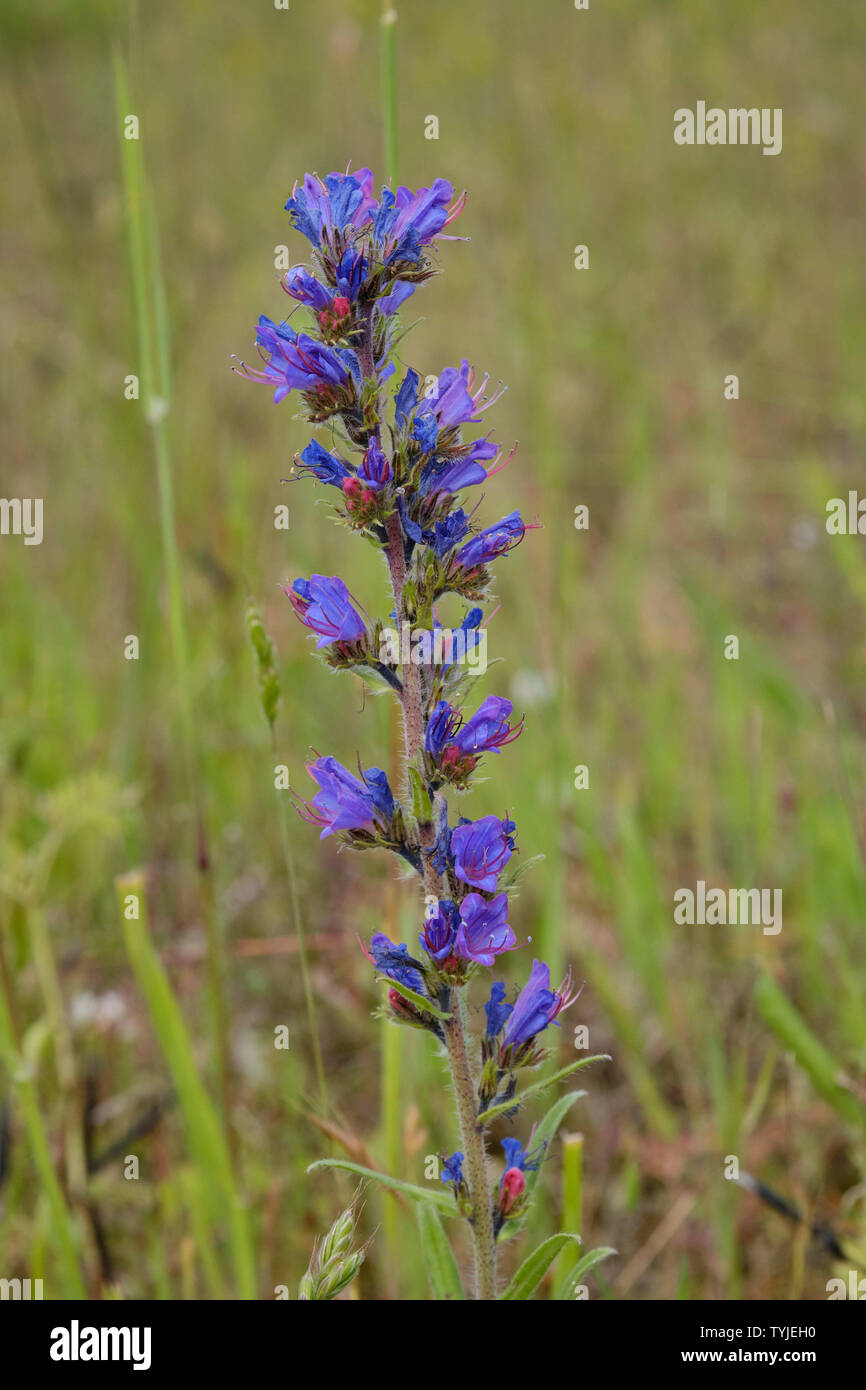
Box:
382 508 495 1299
443 993 497 1299
383 511 440 899
361 297 495 1296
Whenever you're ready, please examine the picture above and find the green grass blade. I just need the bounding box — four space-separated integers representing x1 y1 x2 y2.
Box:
0 977 85 1297
417 1205 465 1300
116 871 256 1297
755 973 866 1127
556 1246 618 1301
307 1158 456 1215
500 1232 582 1301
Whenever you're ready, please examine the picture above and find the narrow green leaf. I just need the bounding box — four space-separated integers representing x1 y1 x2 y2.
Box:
556 1246 617 1300
417 1205 465 1300
477 1054 608 1125
500 1232 582 1300
379 975 451 1021
524 1090 588 1199
756 973 865 1126
307 1159 456 1215
408 764 432 823
117 873 256 1298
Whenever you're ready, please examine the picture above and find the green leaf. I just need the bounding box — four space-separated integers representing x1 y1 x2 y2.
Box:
307 1159 456 1216
477 1055 608 1125
755 973 866 1126
524 1090 589 1200
408 765 432 823
378 975 451 1021
500 1232 582 1300
417 1205 465 1300
556 1246 617 1300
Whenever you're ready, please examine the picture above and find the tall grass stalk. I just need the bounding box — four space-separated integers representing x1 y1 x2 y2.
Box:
25 905 88 1205
271 727 328 1112
0 948 86 1298
112 49 233 1151
115 871 256 1297
379 3 399 187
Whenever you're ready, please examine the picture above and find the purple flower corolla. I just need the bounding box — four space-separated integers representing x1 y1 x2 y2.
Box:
440 1151 465 1188
282 250 366 315
372 179 465 265
453 892 515 967
357 438 392 490
485 982 513 1040
377 280 416 318
420 898 460 962
432 510 470 557
425 697 521 779
285 169 376 248
455 510 534 570
424 701 464 759
301 756 394 839
296 440 352 487
333 247 367 301
454 696 523 756
369 932 425 993
237 317 358 404
451 815 516 892
286 574 366 649
395 361 505 455
419 452 489 497
394 368 421 428
500 1136 544 1186
438 608 485 668
501 959 577 1049
281 266 333 312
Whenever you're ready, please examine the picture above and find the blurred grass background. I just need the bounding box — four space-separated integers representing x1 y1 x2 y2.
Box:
2 0 866 1299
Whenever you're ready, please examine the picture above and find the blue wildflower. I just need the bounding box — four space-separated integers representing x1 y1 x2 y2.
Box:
301 756 394 839
369 932 426 993
485 982 514 1040
357 438 392 490
285 169 376 248
432 510 470 556
371 179 465 265
377 280 416 318
500 1136 545 1181
285 573 366 648
411 411 439 454
502 960 578 1050
281 265 333 311
451 815 516 892
394 368 420 427
424 701 464 758
454 697 523 755
440 1151 465 1189
453 891 516 966
439 608 484 669
455 510 535 570
296 439 352 487
237 316 359 404
420 898 460 962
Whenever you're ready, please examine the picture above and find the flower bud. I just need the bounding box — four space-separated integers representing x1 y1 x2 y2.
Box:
388 986 423 1022
498 1166 526 1217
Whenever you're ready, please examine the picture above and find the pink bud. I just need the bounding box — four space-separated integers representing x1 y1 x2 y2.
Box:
498 1167 526 1216
388 987 420 1021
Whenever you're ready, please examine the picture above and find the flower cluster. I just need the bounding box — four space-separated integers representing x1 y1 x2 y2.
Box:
240 166 582 1288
